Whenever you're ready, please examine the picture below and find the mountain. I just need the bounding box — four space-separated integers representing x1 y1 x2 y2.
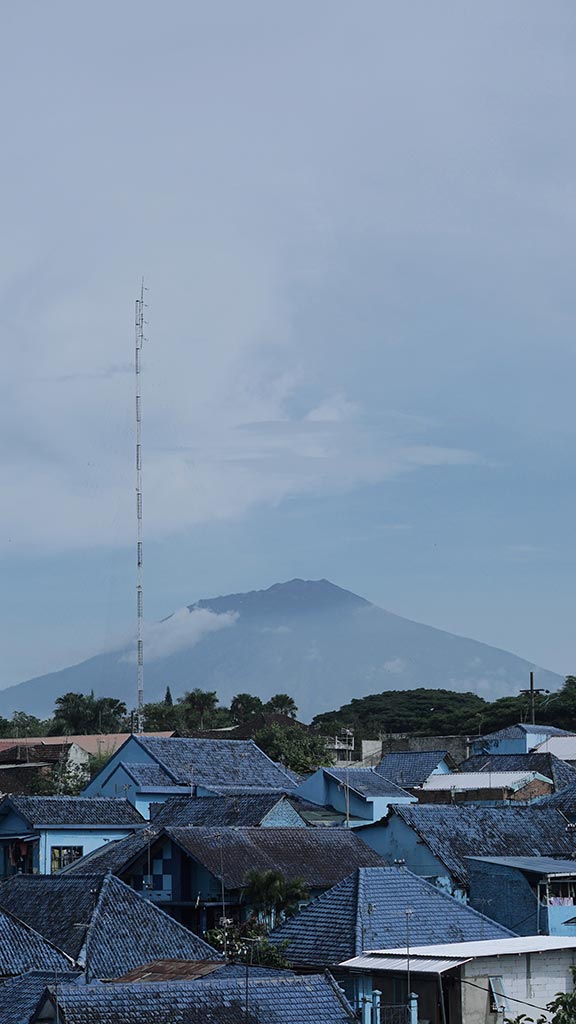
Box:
0 579 563 720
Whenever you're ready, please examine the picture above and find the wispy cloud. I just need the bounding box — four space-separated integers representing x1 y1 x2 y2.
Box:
122 607 238 664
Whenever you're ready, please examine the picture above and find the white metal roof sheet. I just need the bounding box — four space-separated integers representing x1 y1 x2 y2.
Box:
366 936 576 958
341 954 469 974
420 771 552 791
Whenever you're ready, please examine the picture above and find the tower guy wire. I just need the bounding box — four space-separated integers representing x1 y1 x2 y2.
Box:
135 280 145 733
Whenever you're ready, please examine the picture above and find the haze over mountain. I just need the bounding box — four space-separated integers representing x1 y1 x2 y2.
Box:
0 580 562 721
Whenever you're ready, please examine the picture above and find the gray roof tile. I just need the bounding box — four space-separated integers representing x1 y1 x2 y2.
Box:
136 737 297 791
376 751 451 788
391 804 576 885
269 866 514 967
151 794 306 827
37 973 357 1023
459 753 576 792
0 907 73 977
164 826 386 889
1 795 144 826
0 970 81 1024
324 768 411 799
0 874 217 979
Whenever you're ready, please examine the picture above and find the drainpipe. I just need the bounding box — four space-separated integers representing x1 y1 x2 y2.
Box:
409 992 419 1024
372 989 381 1024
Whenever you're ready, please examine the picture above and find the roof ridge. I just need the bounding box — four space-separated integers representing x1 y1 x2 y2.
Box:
0 899 77 968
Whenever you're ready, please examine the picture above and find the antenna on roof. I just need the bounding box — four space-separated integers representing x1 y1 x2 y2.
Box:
135 280 146 734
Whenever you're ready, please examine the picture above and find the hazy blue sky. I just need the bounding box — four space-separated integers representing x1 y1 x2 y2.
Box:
1 2 575 692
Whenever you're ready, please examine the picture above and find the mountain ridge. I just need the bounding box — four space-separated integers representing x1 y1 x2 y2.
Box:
0 579 563 720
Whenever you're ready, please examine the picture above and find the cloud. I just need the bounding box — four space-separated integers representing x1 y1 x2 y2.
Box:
383 657 407 674
122 607 238 664
306 394 360 422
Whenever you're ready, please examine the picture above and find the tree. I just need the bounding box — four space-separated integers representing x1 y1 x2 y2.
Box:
231 693 264 724
265 694 298 718
10 712 49 737
243 869 309 928
178 689 219 730
50 692 126 735
254 723 334 774
205 919 290 968
141 701 179 731
164 686 173 706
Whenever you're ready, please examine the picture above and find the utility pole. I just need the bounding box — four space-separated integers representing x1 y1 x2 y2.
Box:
519 671 549 725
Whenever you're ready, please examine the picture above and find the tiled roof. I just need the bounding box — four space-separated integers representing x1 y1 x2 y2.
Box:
269 866 515 967
39 973 357 1023
0 873 218 979
1 795 144 826
477 724 573 744
390 805 576 886
165 826 385 889
376 751 451 788
57 829 154 875
459 753 576 792
135 736 297 790
122 762 179 787
324 768 411 799
0 970 81 1024
0 906 74 977
151 794 305 827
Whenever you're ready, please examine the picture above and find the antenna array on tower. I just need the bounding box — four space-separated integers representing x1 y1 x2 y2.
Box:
135 281 145 732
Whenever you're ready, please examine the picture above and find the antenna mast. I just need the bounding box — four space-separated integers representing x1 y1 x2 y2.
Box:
135 280 145 733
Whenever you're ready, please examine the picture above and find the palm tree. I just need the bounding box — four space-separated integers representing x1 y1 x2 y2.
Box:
180 688 218 730
266 694 298 719
244 869 308 928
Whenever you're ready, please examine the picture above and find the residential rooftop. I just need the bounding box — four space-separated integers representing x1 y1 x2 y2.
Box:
376 750 452 788
35 973 357 1024
0 873 217 978
389 804 576 885
0 794 144 826
269 866 514 967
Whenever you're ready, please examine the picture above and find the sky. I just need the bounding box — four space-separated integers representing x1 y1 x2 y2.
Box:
1 2 575 692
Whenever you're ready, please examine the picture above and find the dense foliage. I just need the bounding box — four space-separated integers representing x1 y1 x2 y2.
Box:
311 677 576 738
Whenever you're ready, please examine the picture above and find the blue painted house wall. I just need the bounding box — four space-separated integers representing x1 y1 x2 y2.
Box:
469 860 576 936
0 806 137 875
296 769 410 824
356 815 465 898
83 737 158 797
471 728 564 757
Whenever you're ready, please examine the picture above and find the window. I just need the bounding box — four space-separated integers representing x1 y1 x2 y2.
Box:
488 976 509 1014
51 846 83 872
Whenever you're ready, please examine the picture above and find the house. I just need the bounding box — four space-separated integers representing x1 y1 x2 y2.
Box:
533 735 576 765
150 793 308 828
0 731 175 760
0 905 75 978
0 872 218 980
58 825 386 931
468 856 576 936
268 865 514 977
32 973 358 1024
0 970 81 1024
83 736 297 816
459 752 576 792
469 723 574 757
341 936 576 1024
362 804 576 899
295 767 414 825
0 742 90 795
415 770 554 804
376 750 455 788
0 794 145 875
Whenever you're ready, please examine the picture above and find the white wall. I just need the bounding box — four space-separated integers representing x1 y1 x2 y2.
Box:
462 950 576 1024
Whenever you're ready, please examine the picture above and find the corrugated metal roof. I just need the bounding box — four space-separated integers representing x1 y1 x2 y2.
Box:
421 771 552 791
467 855 576 875
371 936 576 957
341 954 468 974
